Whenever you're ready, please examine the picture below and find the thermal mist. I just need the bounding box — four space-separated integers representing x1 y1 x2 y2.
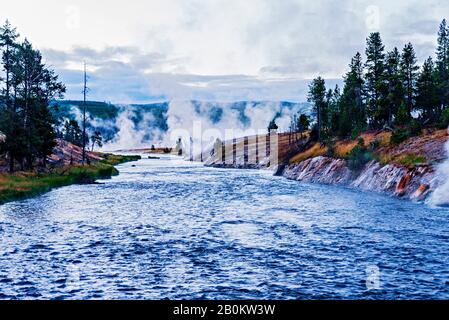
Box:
430 129 449 207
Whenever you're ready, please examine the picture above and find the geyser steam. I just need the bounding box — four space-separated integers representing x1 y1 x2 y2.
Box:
429 128 449 207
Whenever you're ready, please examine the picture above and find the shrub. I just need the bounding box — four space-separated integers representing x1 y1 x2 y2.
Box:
351 127 361 141
347 138 374 171
390 128 410 145
398 153 427 167
409 119 423 136
437 108 449 129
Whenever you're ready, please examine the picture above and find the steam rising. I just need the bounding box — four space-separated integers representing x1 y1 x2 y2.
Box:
102 109 165 151
63 101 309 157
429 129 449 207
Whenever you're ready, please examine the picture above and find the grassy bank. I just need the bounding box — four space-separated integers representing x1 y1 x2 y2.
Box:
288 129 448 169
0 154 141 205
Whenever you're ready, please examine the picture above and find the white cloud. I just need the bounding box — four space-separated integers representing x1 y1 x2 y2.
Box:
1 0 447 102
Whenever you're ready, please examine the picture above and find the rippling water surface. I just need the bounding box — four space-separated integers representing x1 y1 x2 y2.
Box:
1 156 449 300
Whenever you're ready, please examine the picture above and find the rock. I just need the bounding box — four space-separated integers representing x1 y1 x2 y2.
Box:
411 184 431 201
351 162 406 193
283 156 437 200
283 156 352 185
395 173 412 197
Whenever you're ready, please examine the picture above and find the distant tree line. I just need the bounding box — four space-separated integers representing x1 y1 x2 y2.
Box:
307 19 449 143
61 119 103 152
0 20 66 172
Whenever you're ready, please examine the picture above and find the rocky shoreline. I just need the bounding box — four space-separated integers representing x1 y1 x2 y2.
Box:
281 156 435 201
203 130 448 203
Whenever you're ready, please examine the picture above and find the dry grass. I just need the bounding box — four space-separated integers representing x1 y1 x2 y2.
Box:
289 143 327 163
287 129 446 167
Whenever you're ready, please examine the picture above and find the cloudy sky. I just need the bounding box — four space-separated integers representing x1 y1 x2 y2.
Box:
1 0 448 103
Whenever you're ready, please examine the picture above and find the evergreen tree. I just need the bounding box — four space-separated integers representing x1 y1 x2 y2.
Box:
297 114 310 138
416 57 438 121
339 52 365 137
63 120 83 146
0 22 65 171
400 43 419 118
327 85 341 136
0 20 19 108
435 19 449 111
307 76 327 142
91 131 103 151
267 119 278 132
365 32 387 128
0 20 20 171
385 48 404 125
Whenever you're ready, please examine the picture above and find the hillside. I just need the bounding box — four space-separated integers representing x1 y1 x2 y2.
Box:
205 128 449 202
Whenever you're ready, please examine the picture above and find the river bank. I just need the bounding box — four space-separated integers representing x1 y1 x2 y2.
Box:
205 129 449 203
0 153 140 205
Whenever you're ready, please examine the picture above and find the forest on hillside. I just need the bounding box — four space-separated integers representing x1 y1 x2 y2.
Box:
303 19 449 145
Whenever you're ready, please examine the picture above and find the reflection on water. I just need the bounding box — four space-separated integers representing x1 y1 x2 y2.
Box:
1 156 449 299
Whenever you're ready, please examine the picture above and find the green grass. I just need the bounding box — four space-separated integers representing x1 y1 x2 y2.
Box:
100 154 141 166
397 153 427 167
0 154 141 205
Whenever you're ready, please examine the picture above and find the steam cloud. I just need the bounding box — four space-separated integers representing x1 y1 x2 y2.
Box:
429 128 449 207
64 101 309 155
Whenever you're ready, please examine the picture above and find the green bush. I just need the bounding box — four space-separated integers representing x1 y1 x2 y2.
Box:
390 128 411 145
351 127 361 141
437 108 449 129
398 153 427 167
347 138 374 171
409 119 423 136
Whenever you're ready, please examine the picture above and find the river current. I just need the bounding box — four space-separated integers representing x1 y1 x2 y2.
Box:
1 156 449 300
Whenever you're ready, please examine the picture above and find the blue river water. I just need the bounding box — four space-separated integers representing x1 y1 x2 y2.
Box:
1 156 449 300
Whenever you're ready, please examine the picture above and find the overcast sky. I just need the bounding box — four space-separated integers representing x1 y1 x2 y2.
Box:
1 0 448 103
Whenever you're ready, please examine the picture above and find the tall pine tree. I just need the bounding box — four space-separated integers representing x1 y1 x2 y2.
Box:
416 57 438 121
365 32 387 128
385 48 404 125
339 52 365 137
435 19 449 112
0 22 65 171
307 77 327 142
400 43 419 118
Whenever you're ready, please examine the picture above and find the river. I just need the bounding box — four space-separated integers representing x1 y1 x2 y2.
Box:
1 156 449 300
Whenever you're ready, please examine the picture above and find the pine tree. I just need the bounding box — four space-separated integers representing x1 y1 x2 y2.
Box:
64 120 83 146
416 57 438 121
339 52 365 137
435 19 449 111
307 76 327 142
365 32 387 128
0 22 65 171
0 20 20 172
91 131 103 151
327 85 341 136
400 43 419 118
0 20 19 108
297 114 310 138
385 48 404 125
